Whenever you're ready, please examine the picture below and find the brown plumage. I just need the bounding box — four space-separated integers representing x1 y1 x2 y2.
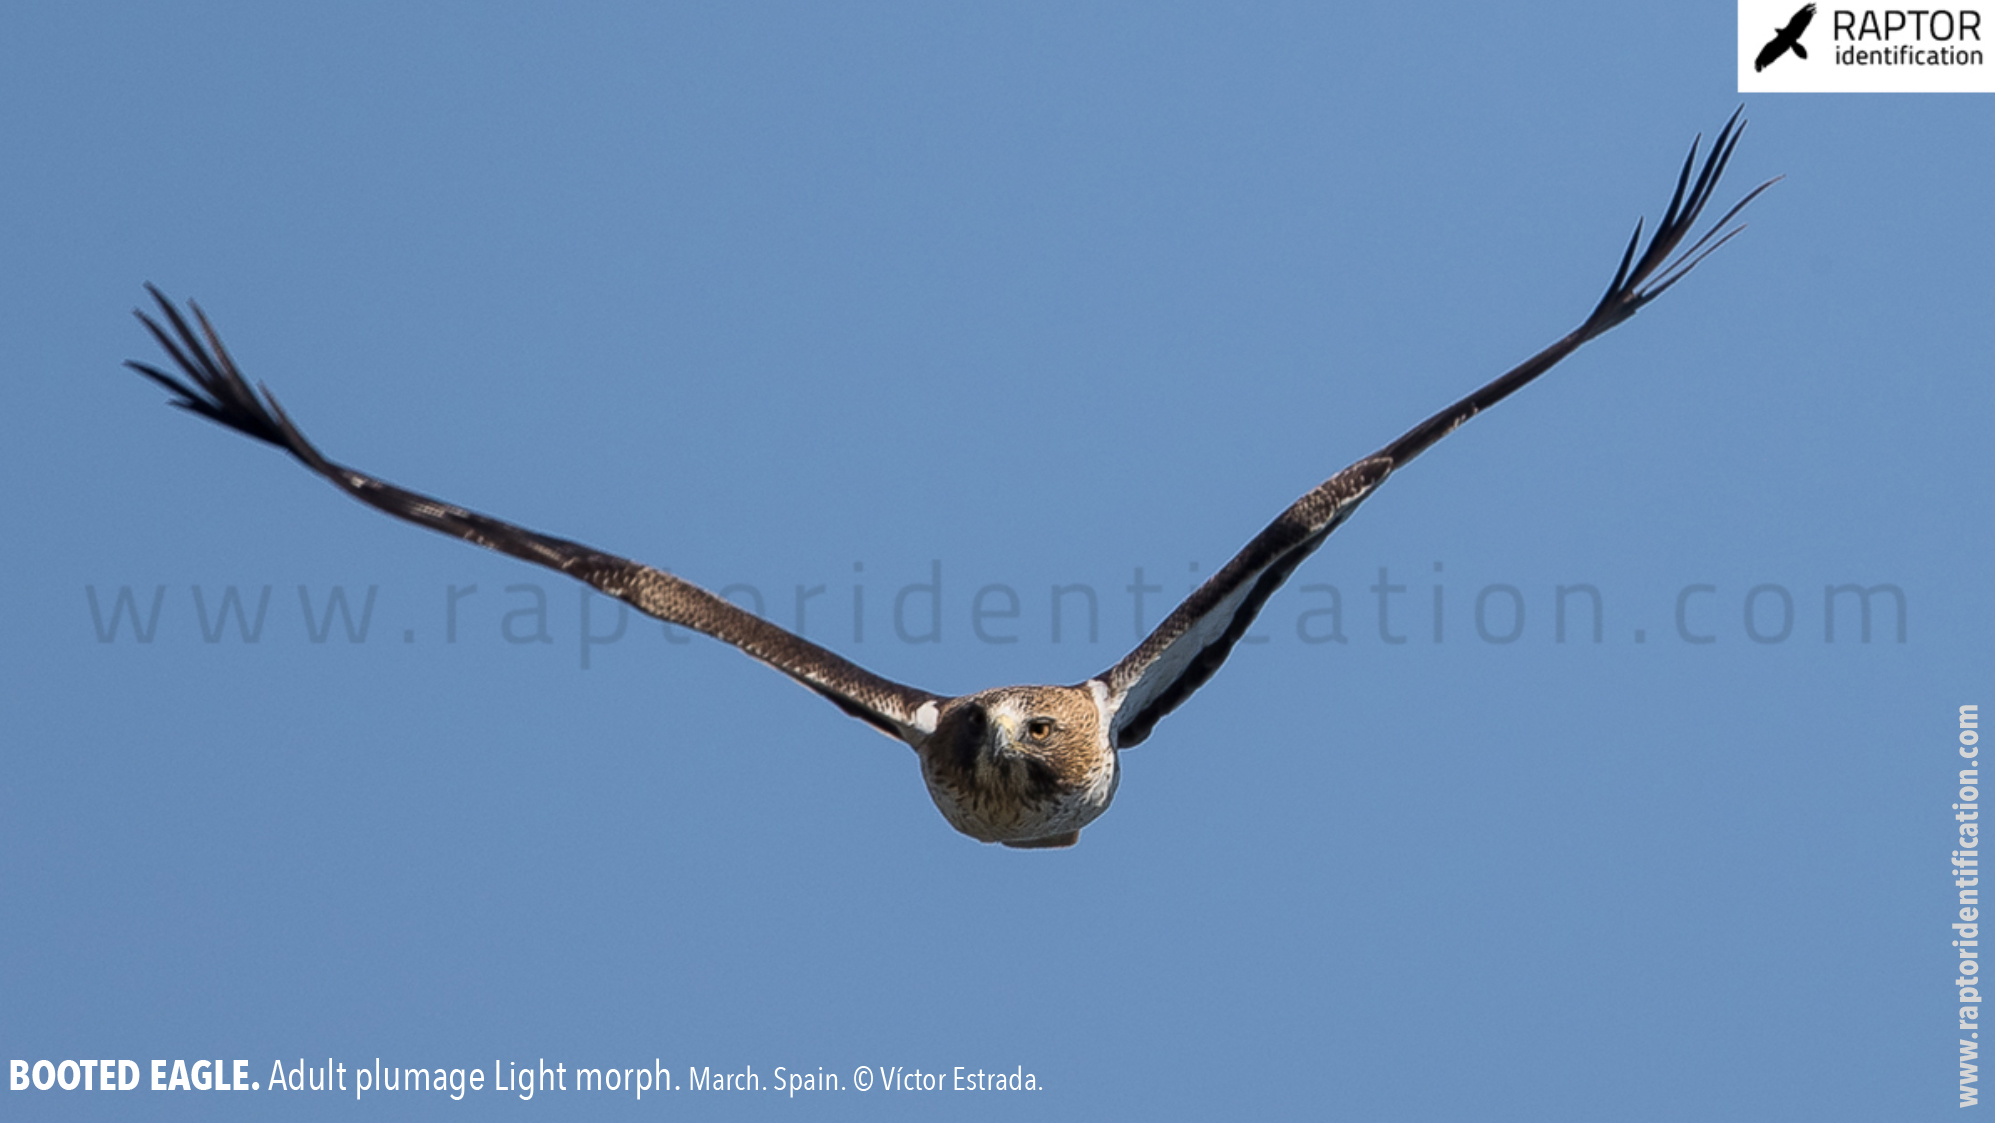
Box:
921 687 1114 847
126 112 1771 848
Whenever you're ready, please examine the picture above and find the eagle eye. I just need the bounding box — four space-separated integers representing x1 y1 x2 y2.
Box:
1025 717 1055 742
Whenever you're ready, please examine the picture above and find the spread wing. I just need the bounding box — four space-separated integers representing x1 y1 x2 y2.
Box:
125 288 945 744
1783 4 1815 37
1754 37 1790 71
1096 110 1773 749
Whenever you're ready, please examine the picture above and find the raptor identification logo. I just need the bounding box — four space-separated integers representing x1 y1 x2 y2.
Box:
1737 0 1995 89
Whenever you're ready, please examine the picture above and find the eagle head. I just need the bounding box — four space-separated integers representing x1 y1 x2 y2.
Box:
918 684 1117 847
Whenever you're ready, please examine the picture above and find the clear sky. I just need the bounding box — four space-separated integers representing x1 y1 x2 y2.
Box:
3 4 1989 1120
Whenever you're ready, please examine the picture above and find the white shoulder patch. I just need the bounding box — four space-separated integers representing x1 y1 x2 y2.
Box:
913 700 939 735
1086 678 1118 732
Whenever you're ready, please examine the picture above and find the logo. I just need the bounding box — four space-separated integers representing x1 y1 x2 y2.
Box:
1738 1 1994 91
1755 3 1816 69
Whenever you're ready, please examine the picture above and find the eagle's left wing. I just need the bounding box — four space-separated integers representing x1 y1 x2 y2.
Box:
1095 110 1771 749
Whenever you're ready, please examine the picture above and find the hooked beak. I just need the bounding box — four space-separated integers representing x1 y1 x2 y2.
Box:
990 713 1019 757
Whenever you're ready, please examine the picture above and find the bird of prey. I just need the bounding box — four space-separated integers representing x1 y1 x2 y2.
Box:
1756 4 1816 71
128 112 1768 849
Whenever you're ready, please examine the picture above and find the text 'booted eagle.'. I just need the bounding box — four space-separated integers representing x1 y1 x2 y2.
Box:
128 112 1772 849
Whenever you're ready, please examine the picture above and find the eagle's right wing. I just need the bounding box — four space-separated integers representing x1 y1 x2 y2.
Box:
127 289 946 745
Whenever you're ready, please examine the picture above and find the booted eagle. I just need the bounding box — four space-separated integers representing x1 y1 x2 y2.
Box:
128 112 1769 848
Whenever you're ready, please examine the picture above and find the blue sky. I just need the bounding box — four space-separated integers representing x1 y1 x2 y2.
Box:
4 3 1990 1120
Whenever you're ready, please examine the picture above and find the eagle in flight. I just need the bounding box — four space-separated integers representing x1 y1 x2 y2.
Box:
129 112 1767 849
1756 4 1816 71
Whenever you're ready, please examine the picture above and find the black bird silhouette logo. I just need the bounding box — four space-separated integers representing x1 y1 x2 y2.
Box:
1756 3 1816 70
